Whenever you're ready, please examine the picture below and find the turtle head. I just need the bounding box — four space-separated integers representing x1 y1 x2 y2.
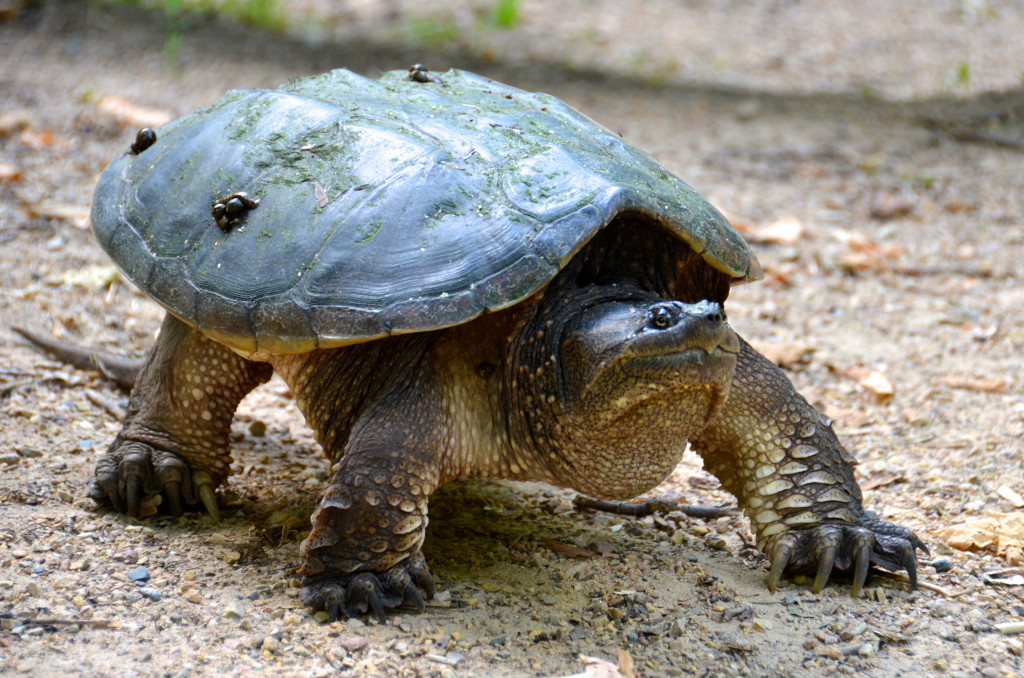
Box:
511 294 738 499
559 299 738 417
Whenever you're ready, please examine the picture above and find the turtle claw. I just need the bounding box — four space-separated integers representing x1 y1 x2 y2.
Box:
89 438 223 519
812 544 837 593
766 535 795 592
300 552 436 622
852 542 872 597
762 516 926 596
193 470 221 522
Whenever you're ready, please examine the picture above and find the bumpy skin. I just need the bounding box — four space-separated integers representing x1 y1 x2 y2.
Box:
690 339 926 595
88 315 271 519
87 225 925 619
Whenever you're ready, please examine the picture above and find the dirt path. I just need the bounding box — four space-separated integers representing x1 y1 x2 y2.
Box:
2 3 1023 676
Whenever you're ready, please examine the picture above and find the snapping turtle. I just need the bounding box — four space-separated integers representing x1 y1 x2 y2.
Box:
84 67 924 620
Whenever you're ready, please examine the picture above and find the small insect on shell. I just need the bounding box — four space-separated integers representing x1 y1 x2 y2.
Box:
408 64 442 84
212 192 259 230
130 128 157 154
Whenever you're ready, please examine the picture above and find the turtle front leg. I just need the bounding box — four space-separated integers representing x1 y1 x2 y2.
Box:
690 338 926 595
284 343 444 621
89 314 272 519
297 450 439 621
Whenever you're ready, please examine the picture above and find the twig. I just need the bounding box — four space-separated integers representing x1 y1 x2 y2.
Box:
85 388 126 421
0 379 32 395
573 495 740 519
12 617 117 628
12 326 141 390
870 570 960 598
950 128 1024 151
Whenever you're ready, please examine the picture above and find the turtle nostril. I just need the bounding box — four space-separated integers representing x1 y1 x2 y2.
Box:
695 301 726 325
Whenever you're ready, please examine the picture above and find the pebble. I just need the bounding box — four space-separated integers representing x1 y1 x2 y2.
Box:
261 636 280 653
932 559 955 573
139 586 161 602
340 637 368 652
0 453 20 466
128 566 150 582
223 602 245 619
427 652 465 666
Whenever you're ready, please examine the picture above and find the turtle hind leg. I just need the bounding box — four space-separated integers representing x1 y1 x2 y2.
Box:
88 314 272 519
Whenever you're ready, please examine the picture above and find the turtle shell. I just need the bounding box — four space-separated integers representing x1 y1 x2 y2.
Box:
91 68 761 355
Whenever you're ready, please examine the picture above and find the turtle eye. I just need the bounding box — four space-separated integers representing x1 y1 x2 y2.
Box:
648 304 678 330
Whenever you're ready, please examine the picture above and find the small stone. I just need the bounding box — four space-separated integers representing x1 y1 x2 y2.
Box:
0 453 21 466
752 619 774 632
840 621 867 640
347 618 366 629
27 582 40 596
128 566 150 582
932 559 954 573
427 652 465 666
223 602 245 619
283 613 303 626
139 586 161 602
340 636 368 652
248 420 267 437
185 591 202 604
222 551 241 565
16 447 42 458
313 610 329 623
261 636 280 653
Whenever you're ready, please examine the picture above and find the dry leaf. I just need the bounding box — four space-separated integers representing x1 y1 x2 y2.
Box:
861 470 905 491
937 376 1010 394
756 341 813 367
0 110 32 137
838 367 895 399
747 215 804 245
835 233 904 272
46 264 121 289
869 194 916 220
24 203 90 229
544 539 596 559
96 95 173 128
939 512 1024 565
314 180 329 208
20 128 69 150
617 650 637 678
997 486 1024 509
555 654 630 678
0 162 22 181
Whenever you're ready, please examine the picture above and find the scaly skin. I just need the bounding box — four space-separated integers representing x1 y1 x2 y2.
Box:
690 339 927 595
87 315 271 519
79 225 925 618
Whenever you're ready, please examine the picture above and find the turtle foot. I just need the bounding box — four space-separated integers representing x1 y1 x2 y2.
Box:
88 438 222 520
299 551 436 623
763 517 928 597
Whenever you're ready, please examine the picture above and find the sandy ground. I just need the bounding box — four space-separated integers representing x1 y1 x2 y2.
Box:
1 1 1023 676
